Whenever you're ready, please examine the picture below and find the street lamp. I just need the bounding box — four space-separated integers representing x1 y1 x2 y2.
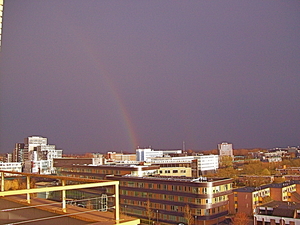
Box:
156 210 158 224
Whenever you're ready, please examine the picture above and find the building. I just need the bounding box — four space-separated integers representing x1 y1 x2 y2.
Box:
54 163 233 225
136 148 182 162
56 164 160 178
106 152 136 162
194 155 219 175
13 143 27 162
229 186 271 216
13 136 63 174
229 182 298 216
150 155 219 176
263 182 297 202
0 162 22 174
254 201 300 225
111 176 233 225
157 166 192 177
24 136 48 153
53 157 103 168
218 142 233 158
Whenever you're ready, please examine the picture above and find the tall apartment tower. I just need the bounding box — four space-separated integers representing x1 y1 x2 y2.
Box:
218 142 233 157
24 136 48 160
13 143 27 162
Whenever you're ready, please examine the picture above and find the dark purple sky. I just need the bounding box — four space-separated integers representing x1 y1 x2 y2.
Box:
1 1 300 154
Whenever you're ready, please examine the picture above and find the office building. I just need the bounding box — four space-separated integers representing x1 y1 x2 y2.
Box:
136 148 182 162
218 142 233 158
54 163 232 225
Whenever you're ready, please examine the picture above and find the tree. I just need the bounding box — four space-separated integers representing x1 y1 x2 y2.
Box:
261 168 271 176
184 204 193 225
145 198 153 225
232 212 250 225
219 155 233 168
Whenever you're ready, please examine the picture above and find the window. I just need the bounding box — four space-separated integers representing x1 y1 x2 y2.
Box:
173 170 178 173
168 195 174 201
193 188 199 194
170 206 178 211
128 182 135 187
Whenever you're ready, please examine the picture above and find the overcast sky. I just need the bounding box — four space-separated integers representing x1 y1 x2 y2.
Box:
1 1 299 154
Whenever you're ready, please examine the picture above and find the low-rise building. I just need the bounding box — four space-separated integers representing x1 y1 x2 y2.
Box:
263 182 297 202
229 182 298 216
0 162 22 174
254 201 300 225
229 186 271 216
55 163 233 225
136 148 182 162
111 176 233 225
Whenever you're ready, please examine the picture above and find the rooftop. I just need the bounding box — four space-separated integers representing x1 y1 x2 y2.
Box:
0 196 139 225
257 201 300 219
121 175 232 183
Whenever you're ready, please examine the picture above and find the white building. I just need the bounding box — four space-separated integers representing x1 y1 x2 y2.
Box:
0 162 22 174
25 136 48 154
194 155 219 172
218 142 233 157
21 136 63 174
136 148 182 162
150 154 219 175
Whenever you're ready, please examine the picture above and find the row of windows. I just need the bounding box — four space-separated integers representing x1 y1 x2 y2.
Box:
159 169 186 174
60 168 122 175
122 201 227 217
121 190 228 204
122 181 232 194
122 207 186 222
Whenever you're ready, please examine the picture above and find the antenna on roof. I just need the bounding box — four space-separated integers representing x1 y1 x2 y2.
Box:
183 141 185 152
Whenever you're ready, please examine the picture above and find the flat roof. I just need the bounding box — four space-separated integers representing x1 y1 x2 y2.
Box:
121 175 232 183
234 186 269 193
0 196 139 225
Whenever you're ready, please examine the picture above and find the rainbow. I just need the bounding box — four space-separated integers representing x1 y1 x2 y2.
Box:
61 17 139 151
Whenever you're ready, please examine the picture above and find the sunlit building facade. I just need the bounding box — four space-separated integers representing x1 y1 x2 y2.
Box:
114 176 233 225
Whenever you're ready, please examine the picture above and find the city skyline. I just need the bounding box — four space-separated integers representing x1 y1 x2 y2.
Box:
1 1 300 154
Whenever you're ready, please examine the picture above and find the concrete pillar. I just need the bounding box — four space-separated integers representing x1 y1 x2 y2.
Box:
114 183 120 221
1 172 4 192
26 176 31 203
62 180 66 212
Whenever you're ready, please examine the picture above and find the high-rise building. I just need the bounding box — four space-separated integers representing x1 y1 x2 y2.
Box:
218 142 233 157
13 136 63 174
13 143 28 162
